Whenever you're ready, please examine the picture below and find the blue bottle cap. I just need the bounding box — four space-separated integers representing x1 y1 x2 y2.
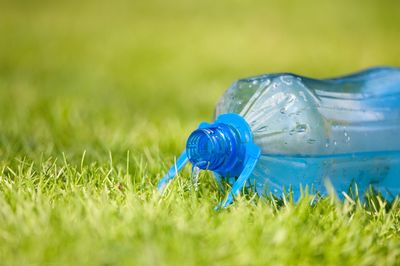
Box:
158 113 261 208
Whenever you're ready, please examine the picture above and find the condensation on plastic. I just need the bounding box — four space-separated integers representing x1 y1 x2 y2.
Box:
215 67 400 200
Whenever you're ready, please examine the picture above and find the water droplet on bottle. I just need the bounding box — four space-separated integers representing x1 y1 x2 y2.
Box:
307 138 316 144
252 80 258 85
261 79 271 89
299 91 308 102
295 124 307 133
280 107 286 114
256 125 269 131
334 141 337 146
280 75 293 85
343 131 351 143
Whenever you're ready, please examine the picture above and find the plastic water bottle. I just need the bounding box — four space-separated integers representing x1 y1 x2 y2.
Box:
158 67 400 208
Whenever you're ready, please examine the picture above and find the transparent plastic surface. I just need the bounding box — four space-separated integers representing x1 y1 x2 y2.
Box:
215 67 400 200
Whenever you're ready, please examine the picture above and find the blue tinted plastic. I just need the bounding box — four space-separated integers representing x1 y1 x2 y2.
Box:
159 113 260 208
159 67 400 207
216 66 400 201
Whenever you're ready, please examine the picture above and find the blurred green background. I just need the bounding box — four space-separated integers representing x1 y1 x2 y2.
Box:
0 0 400 265
1 0 399 161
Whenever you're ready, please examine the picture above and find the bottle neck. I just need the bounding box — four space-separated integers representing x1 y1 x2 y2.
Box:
158 113 260 208
186 124 242 172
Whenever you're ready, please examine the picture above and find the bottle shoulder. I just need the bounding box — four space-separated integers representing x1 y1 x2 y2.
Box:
215 67 400 155
216 74 326 154
216 67 400 117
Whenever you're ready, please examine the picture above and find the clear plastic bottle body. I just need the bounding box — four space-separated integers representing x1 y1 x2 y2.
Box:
215 67 400 200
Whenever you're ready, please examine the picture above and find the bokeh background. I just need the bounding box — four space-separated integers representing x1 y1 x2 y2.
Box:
1 0 399 162
0 0 400 265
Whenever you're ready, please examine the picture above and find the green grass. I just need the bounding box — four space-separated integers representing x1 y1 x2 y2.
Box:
0 0 400 265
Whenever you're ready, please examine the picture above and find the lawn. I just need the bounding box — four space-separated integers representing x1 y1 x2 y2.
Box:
0 0 399 265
